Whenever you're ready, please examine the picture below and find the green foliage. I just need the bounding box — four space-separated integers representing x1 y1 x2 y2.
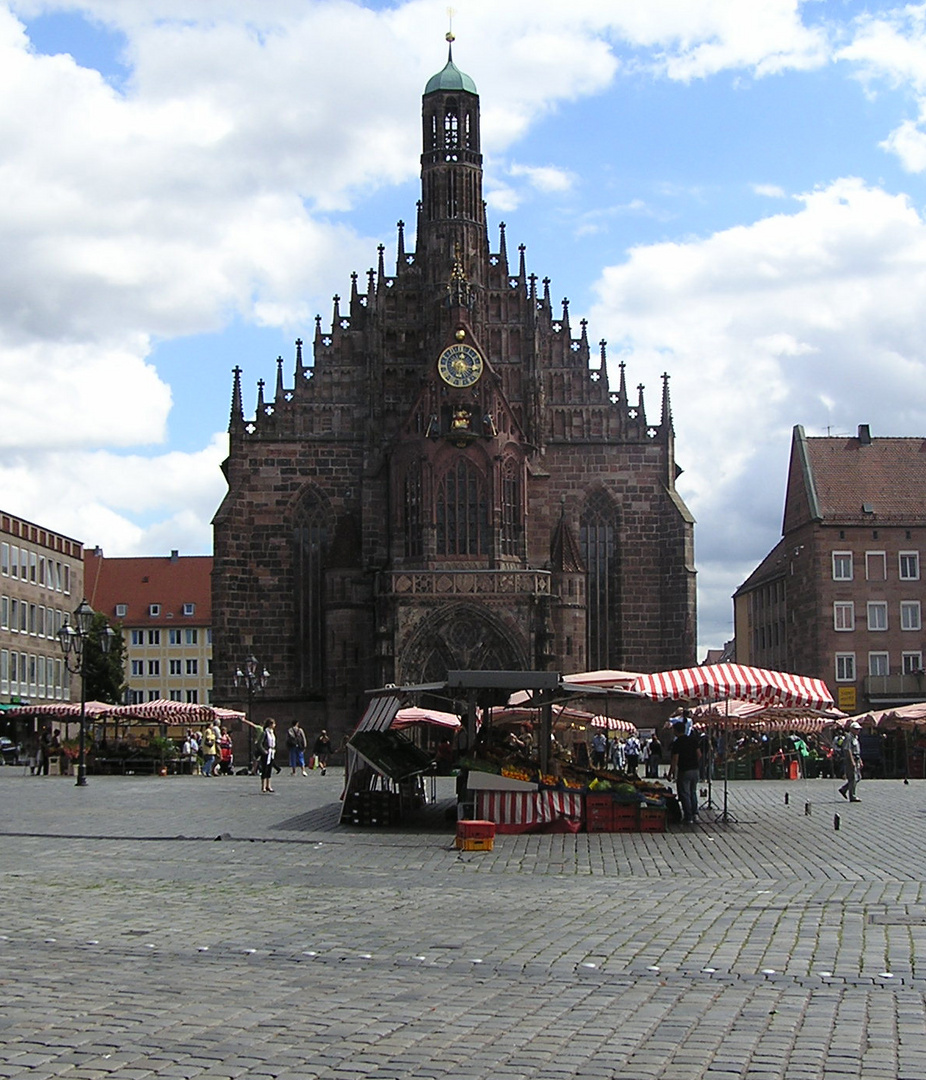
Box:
83 613 127 705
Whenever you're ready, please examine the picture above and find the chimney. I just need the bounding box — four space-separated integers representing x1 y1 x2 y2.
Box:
858 424 871 446
170 549 179 562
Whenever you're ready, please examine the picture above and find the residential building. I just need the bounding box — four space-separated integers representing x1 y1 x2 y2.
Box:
85 550 213 704
212 45 697 743
734 424 926 713
0 511 83 706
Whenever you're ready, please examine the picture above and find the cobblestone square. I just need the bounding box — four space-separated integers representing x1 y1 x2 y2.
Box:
1 770 925 1078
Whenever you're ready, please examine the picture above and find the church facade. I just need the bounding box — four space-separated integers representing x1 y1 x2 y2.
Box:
212 48 697 737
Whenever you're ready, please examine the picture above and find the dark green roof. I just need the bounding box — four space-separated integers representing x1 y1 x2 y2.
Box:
424 58 477 96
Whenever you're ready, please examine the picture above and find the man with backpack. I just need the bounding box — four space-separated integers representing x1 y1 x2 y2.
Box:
287 721 308 776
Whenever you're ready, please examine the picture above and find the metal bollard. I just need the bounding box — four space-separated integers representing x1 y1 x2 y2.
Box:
785 792 789 805
804 802 811 815
833 813 840 831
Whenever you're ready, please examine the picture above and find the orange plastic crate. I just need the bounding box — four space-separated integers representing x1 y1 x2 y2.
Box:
454 836 495 851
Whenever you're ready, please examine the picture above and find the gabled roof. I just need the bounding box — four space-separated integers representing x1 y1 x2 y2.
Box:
783 425 926 533
735 537 789 596
85 551 212 626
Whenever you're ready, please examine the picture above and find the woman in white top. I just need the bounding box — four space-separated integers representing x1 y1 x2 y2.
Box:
258 718 277 793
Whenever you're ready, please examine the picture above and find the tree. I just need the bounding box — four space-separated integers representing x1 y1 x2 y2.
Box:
83 614 127 704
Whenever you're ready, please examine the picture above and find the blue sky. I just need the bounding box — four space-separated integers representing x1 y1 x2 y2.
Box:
4 0 926 659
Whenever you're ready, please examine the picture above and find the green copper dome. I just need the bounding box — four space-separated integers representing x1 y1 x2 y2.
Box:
424 57 477 96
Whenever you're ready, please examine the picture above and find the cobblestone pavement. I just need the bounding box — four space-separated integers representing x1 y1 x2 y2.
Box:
1 769 925 1079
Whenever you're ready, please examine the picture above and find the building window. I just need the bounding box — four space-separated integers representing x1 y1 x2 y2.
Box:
902 652 923 675
868 652 890 677
149 604 160 617
832 552 853 580
0 596 7 630
867 601 888 631
186 689 198 703
436 458 489 556
0 543 7 576
900 600 922 631
834 601 855 631
148 629 160 645
131 660 143 676
148 660 160 676
169 659 182 675
403 462 423 558
581 490 620 669
865 552 886 581
147 690 160 701
183 603 195 616
10 545 18 578
186 659 198 675
899 551 920 580
500 458 522 557
115 604 127 618
169 689 182 701
131 629 143 646
169 628 181 645
185 629 198 645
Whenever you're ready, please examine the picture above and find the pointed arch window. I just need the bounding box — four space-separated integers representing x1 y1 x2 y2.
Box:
404 462 424 558
443 106 459 150
437 458 488 556
293 494 328 690
580 492 619 669
500 458 522 556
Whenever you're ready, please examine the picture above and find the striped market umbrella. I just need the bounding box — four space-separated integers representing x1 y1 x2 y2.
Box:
633 664 834 711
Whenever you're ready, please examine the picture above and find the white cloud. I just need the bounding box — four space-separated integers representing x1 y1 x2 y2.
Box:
509 162 576 194
591 177 926 649
752 183 788 198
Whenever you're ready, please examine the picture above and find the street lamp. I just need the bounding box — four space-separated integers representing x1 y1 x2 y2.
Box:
234 655 269 766
58 598 115 787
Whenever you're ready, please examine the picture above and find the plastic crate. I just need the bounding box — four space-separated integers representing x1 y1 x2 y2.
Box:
454 836 494 851
457 819 496 840
585 795 615 832
612 804 640 831
639 807 666 832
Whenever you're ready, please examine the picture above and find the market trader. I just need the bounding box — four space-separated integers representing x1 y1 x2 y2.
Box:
667 718 702 824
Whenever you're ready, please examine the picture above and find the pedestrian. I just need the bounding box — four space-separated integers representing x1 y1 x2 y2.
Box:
624 732 642 775
667 718 702 824
591 730 607 769
201 723 217 777
644 734 663 778
258 718 277 793
839 721 863 802
312 729 331 776
216 728 233 775
287 720 308 775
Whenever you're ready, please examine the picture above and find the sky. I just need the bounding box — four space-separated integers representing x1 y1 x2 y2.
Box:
4 0 926 659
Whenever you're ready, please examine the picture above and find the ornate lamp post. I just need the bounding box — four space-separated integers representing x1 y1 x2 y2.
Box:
58 598 114 787
234 655 269 766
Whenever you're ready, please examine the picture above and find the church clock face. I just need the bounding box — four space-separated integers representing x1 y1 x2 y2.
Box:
437 343 483 388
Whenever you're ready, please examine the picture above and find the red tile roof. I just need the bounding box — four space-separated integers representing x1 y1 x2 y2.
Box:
84 551 212 626
802 434 926 524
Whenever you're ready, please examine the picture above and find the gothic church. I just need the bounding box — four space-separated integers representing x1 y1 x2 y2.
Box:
212 45 697 737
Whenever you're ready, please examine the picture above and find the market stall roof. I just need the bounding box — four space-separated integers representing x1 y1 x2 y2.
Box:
103 700 223 723
843 701 926 729
633 664 834 711
5 700 113 719
391 706 461 731
562 669 641 689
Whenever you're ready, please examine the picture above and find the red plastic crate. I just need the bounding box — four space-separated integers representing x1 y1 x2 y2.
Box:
457 819 496 840
639 807 666 832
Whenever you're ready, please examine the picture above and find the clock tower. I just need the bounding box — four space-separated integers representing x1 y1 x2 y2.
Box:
212 42 697 742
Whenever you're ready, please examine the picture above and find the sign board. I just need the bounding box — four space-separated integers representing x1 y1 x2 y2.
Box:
837 686 857 711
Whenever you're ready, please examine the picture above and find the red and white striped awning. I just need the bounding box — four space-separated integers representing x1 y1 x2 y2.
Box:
633 664 834 711
104 700 218 723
